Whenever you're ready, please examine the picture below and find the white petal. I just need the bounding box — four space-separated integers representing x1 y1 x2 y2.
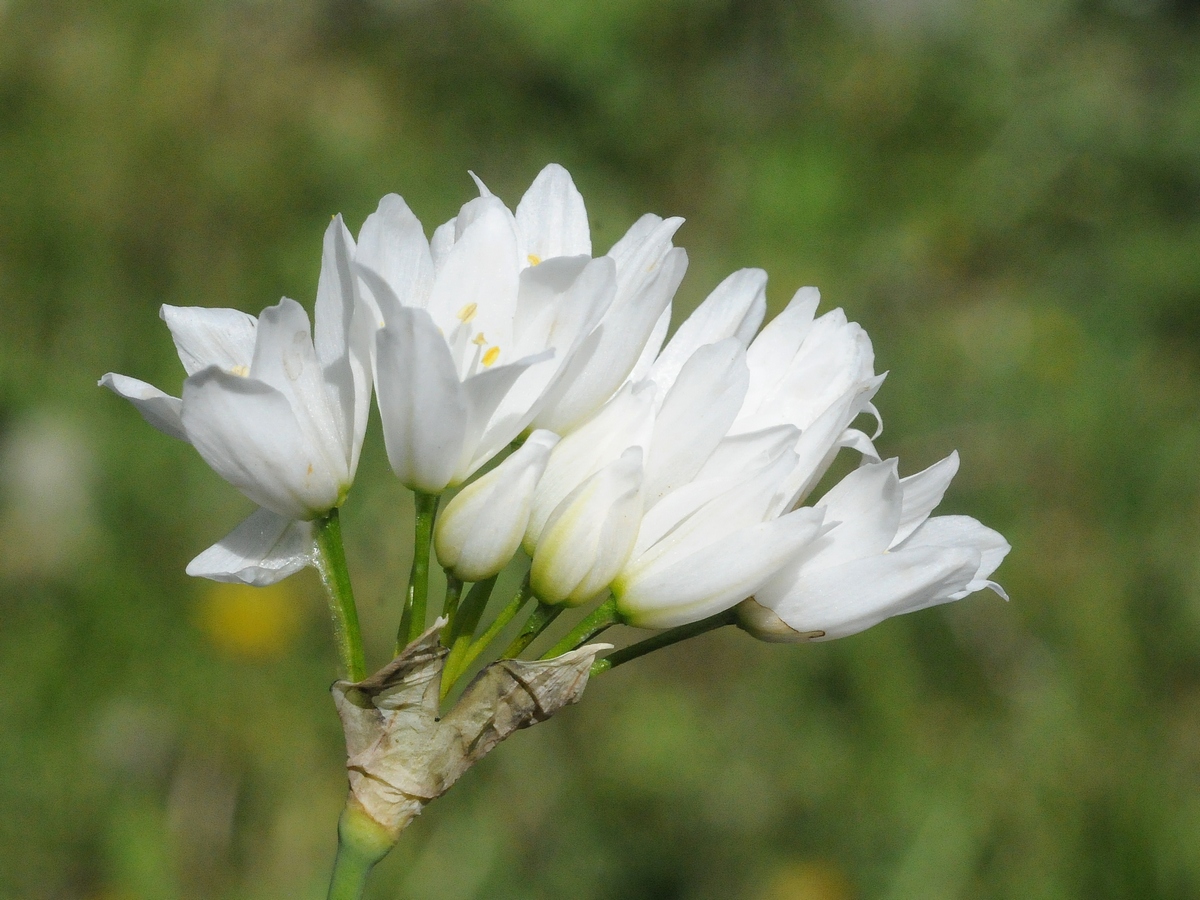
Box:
649 268 767 394
901 514 1011 597
430 218 457 271
250 299 349 484
516 164 591 260
626 304 672 385
775 374 886 509
530 447 643 606
756 545 983 640
356 193 435 320
739 309 876 434
181 368 339 520
606 214 683 274
315 215 370 472
616 507 825 629
693 425 801 484
186 507 316 586
741 286 820 416
375 310 469 494
99 373 186 441
511 255 592 353
629 445 800 576
455 351 551 483
806 459 902 568
837 427 881 461
491 258 618 436
643 339 749 503
535 247 686 434
160 305 258 376
893 452 960 545
525 382 655 550
425 198 521 351
435 430 559 582
633 426 802 562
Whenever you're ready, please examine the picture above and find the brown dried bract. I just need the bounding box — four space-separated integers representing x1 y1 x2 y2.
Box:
331 624 608 838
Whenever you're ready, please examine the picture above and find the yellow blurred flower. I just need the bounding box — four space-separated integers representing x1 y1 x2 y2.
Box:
196 580 303 660
760 861 855 900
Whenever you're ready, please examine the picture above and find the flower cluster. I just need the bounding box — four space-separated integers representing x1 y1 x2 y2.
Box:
102 164 1008 664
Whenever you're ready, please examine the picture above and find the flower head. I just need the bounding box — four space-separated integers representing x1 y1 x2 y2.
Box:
356 164 686 494
101 217 370 582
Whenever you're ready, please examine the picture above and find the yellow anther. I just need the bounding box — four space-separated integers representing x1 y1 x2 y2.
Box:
482 346 501 367
472 332 487 346
457 302 478 324
527 253 542 266
231 364 250 377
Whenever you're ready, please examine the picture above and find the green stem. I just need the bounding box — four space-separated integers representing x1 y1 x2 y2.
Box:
314 510 366 682
327 800 395 900
455 574 534 677
590 608 738 676
503 601 564 658
440 575 499 699
541 596 619 659
398 491 438 653
441 574 464 638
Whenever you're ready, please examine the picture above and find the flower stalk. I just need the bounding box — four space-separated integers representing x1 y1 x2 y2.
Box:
399 491 439 651
504 601 564 658
440 575 500 699
314 509 367 682
454 574 534 678
590 607 738 676
541 596 619 659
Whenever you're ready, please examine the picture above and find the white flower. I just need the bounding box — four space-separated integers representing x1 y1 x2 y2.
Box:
740 454 1010 641
434 430 559 583
100 217 370 583
355 165 687 493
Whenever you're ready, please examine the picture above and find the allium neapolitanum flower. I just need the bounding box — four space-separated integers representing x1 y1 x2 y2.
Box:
100 217 370 584
355 164 686 494
523 270 883 623
738 454 1010 641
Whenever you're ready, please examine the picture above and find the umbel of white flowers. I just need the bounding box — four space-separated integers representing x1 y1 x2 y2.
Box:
101 165 1009 886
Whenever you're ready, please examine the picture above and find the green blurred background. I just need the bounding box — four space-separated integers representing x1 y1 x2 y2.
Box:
3 0 1200 897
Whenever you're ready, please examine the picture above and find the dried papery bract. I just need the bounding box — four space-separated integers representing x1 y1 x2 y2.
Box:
331 625 610 842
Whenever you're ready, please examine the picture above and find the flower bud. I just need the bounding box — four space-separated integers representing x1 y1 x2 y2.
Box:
530 447 644 606
435 430 559 582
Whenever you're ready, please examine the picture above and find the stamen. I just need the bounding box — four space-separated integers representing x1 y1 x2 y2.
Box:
231 364 250 377
527 254 542 266
482 346 501 367
457 303 479 324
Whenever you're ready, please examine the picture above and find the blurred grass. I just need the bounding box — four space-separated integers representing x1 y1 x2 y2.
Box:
3 0 1200 896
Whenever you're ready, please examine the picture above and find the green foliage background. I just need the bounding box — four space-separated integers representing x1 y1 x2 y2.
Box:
3 0 1200 897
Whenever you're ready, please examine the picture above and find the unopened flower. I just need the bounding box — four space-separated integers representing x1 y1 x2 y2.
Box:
529 447 644 606
739 454 1010 641
101 217 370 583
434 430 559 583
